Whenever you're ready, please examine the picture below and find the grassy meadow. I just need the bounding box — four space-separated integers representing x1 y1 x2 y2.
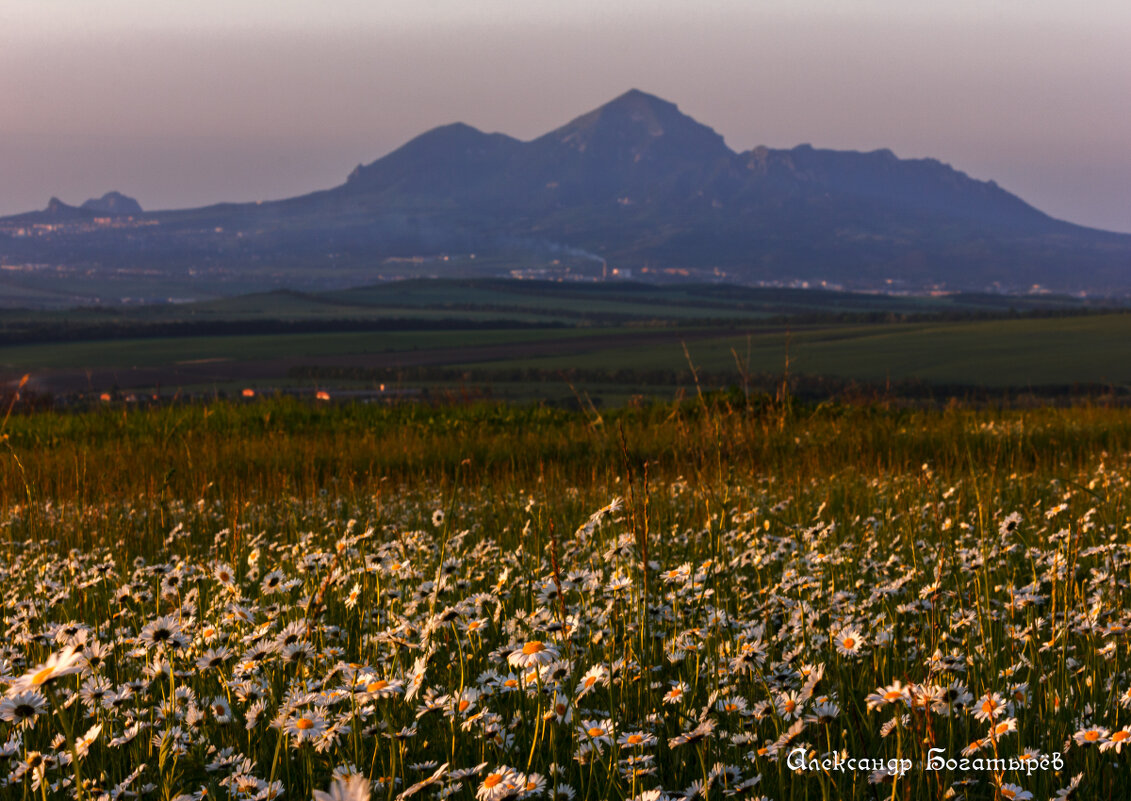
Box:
1 394 1129 800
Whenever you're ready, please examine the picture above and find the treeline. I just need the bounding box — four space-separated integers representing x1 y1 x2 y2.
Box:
752 306 1131 327
0 316 567 345
288 364 1131 404
4 304 1126 346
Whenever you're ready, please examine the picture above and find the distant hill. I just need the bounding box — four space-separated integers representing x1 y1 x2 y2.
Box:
2 89 1130 299
10 191 142 221
81 191 142 216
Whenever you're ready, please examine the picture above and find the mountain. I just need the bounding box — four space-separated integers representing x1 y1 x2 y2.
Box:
6 191 142 223
2 89 1130 299
81 191 143 216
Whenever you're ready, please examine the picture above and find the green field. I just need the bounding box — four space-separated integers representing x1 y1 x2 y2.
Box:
465 315 1131 387
1 280 1128 402
0 328 605 370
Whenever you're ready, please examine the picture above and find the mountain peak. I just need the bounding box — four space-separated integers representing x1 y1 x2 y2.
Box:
81 191 143 216
605 87 675 112
540 90 731 158
344 121 522 195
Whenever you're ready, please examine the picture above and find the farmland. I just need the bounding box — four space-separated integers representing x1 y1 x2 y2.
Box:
1 280 1128 404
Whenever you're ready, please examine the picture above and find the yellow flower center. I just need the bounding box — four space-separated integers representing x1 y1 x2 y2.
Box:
842 637 855 649
522 641 545 655
484 774 503 788
458 700 471 712
1113 731 1129 742
295 717 314 730
1085 730 1101 742
584 676 598 687
588 727 605 737
31 667 55 686
367 680 388 692
627 734 643 745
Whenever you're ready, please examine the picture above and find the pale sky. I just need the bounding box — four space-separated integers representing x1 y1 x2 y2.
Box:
3 0 1130 231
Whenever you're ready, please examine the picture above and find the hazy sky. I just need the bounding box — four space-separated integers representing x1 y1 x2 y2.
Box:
3 0 1130 231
